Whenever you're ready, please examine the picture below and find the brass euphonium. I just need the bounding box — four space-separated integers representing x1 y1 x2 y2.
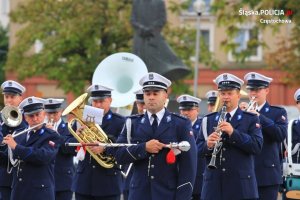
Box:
62 93 115 168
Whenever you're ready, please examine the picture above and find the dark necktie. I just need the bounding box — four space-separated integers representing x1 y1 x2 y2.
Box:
152 114 158 132
226 113 231 122
26 130 34 142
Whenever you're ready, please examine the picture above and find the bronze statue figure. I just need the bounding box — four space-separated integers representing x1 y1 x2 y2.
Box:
131 0 190 81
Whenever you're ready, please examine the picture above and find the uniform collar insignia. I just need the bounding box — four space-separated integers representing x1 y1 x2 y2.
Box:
107 114 112 120
39 129 45 135
215 114 219 121
265 107 269 112
166 115 171 122
237 114 242 120
141 117 145 123
195 124 200 129
62 123 65 128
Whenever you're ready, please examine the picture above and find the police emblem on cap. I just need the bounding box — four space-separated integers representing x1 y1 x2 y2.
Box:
95 85 99 90
223 74 228 80
251 73 255 79
149 74 154 80
28 98 33 103
183 96 186 100
49 99 53 103
212 92 215 95
8 82 12 86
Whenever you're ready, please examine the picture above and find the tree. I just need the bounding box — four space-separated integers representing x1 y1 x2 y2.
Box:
6 0 133 95
211 0 300 84
0 26 8 84
0 26 8 107
7 0 215 96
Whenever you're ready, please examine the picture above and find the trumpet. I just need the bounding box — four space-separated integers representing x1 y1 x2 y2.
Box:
246 96 258 111
207 103 227 169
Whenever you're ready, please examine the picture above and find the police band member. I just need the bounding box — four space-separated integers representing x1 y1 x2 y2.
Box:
197 73 263 200
0 80 27 200
205 90 218 113
244 72 288 200
44 98 76 200
177 94 204 200
123 89 146 200
110 72 197 200
290 88 300 163
72 84 125 200
1 97 60 200
134 89 146 115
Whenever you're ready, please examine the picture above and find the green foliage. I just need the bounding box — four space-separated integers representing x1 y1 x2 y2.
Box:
212 0 300 74
0 26 8 107
0 26 7 84
6 0 220 96
6 0 133 95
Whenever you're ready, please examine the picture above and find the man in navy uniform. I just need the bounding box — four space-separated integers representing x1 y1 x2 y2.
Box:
244 72 288 200
72 84 125 200
198 73 263 200
110 72 197 200
177 94 204 200
1 96 60 200
290 88 300 163
122 89 146 200
205 90 218 113
44 98 76 200
0 80 27 200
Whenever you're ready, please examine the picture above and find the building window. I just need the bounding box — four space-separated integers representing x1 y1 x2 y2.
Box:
228 26 262 62
0 0 9 14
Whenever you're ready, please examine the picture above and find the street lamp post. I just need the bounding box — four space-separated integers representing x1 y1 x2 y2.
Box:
193 0 206 97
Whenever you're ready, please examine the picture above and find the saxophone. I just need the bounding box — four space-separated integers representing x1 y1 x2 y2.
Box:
207 103 227 169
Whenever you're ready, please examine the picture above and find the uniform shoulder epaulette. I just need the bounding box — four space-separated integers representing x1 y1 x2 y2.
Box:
112 112 126 119
242 111 257 116
171 112 189 121
127 114 144 119
45 128 57 135
270 105 285 110
204 112 217 118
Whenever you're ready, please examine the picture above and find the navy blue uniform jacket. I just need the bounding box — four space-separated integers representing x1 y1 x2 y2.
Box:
255 103 287 186
192 117 205 196
54 120 76 192
9 125 60 200
113 109 197 200
198 108 263 200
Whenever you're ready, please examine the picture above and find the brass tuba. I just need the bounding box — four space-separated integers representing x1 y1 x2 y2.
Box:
62 93 115 168
1 105 22 127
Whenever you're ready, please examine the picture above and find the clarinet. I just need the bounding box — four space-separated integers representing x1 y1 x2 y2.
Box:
207 103 227 169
